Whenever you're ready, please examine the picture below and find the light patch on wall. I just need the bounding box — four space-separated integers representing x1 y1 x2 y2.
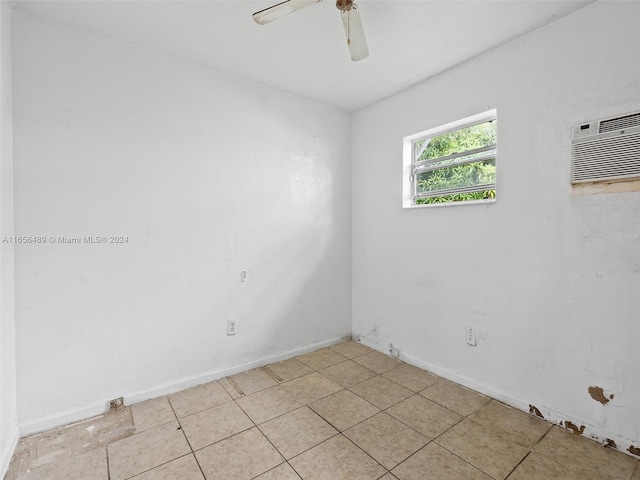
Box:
571 179 640 196
287 151 331 214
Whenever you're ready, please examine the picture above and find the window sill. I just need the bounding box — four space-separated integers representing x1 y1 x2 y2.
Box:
403 198 496 210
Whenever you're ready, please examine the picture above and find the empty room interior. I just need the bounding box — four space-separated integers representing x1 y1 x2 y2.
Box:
1 0 640 479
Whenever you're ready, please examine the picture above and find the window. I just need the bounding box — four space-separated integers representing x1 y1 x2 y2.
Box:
403 110 497 207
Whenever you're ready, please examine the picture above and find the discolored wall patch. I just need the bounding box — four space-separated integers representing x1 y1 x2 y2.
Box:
529 405 544 419
566 421 585 435
628 445 640 457
588 386 614 405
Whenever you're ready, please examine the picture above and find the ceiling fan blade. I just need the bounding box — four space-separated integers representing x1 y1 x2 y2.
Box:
340 4 368 61
253 0 322 25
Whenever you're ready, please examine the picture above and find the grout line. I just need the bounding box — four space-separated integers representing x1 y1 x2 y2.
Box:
339 433 389 475
225 377 246 397
247 397 342 473
433 440 501 480
382 393 463 438
166 398 208 480
532 423 555 449
254 408 342 461
384 439 435 478
504 451 532 480
286 459 306 480
106 445 111 480
261 366 283 383
121 453 194 480
430 418 500 479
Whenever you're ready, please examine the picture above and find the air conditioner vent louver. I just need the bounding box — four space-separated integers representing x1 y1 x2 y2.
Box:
571 110 640 184
599 112 640 133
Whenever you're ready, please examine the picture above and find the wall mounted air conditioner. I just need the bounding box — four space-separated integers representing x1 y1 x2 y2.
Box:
571 111 640 184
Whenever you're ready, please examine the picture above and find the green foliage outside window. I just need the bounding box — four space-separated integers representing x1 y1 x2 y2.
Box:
415 120 496 205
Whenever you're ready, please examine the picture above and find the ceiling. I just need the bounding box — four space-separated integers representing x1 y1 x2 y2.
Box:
10 0 591 112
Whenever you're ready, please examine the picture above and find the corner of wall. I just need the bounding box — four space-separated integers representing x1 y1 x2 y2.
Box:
1 0 19 477
0 427 18 478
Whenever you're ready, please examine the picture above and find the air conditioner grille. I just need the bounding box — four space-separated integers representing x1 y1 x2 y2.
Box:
599 112 640 133
571 131 640 183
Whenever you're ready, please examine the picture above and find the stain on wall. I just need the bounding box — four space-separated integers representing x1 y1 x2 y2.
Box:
566 421 586 435
588 386 614 405
529 405 544 418
628 445 640 457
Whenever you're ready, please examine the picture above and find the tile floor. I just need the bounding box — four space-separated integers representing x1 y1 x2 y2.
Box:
5 341 640 480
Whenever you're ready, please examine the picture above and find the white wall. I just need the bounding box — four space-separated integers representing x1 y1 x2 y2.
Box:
12 13 352 430
0 0 18 474
352 1 640 453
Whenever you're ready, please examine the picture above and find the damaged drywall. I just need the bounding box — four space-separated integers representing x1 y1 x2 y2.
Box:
588 386 614 406
565 421 586 435
529 405 544 419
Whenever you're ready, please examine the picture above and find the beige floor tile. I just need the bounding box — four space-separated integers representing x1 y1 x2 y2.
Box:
382 363 440 392
534 427 638 480
320 360 376 388
236 385 302 424
344 412 428 470
387 394 462 439
436 418 528 479
259 406 338 459
282 372 343 404
168 381 232 418
297 348 348 370
350 376 413 410
507 451 582 480
309 389 380 431
219 377 244 399
14 447 108 480
195 427 284 480
392 443 492 480
6 408 134 478
419 379 490 416
469 400 551 448
379 474 399 480
180 401 254 450
131 397 176 433
352 351 401 374
230 368 278 395
330 341 374 359
254 462 302 479
129 454 204 480
633 464 640 480
107 421 191 480
289 435 386 480
263 359 314 382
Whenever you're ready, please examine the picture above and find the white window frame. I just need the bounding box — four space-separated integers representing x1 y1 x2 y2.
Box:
402 109 497 208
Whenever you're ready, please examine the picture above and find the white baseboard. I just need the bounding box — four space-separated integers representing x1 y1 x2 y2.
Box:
19 400 113 437
0 425 19 479
19 333 351 437
125 333 351 405
358 338 640 459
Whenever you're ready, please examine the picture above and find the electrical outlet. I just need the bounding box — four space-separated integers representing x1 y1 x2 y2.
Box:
227 319 236 336
466 327 476 346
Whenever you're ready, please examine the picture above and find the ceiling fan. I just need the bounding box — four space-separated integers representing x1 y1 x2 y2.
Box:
252 0 369 61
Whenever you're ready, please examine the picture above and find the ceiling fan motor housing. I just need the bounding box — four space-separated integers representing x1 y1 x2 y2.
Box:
336 0 354 12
